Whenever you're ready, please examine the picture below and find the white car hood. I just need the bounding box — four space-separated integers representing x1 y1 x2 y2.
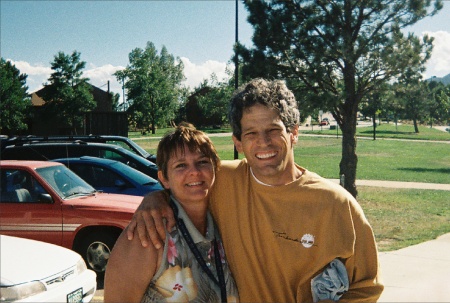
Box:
0 235 81 285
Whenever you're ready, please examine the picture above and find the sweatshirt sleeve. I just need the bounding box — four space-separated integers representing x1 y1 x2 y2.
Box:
340 199 384 302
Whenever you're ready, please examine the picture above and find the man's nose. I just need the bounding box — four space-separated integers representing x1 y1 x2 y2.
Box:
256 132 271 145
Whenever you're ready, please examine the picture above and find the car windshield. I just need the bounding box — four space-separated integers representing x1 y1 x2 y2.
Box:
123 138 151 158
113 146 158 169
106 138 151 158
36 165 96 199
109 161 158 185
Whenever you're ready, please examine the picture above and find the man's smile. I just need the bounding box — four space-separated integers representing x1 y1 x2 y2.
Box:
255 151 277 159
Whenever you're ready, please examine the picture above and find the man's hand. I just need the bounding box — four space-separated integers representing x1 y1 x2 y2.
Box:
126 190 175 249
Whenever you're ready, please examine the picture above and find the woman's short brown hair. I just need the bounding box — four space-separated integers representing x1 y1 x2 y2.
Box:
156 122 221 180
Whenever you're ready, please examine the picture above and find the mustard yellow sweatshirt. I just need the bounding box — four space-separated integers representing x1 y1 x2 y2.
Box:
210 159 383 302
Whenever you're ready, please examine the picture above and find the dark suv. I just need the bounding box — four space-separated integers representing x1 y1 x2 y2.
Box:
1 135 156 163
0 142 158 179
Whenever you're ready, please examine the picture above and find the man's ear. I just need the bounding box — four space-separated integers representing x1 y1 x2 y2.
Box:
232 135 243 153
291 125 299 144
157 171 170 190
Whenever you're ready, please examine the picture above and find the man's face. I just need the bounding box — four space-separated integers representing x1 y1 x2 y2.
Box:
232 103 298 186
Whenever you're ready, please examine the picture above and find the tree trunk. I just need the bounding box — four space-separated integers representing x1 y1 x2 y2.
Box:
339 119 358 198
413 117 419 133
372 114 377 140
340 61 359 198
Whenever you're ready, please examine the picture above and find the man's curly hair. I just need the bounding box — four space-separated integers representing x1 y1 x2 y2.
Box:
228 78 300 140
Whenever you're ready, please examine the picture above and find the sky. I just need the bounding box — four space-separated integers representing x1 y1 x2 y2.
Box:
2 1 450 103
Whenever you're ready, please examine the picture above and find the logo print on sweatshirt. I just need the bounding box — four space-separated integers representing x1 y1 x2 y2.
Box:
301 234 315 248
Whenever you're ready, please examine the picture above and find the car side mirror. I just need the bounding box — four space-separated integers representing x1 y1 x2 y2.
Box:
38 193 53 203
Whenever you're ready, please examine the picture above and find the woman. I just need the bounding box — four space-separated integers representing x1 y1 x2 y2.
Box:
104 123 238 303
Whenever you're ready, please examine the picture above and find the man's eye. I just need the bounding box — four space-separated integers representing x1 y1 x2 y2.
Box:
175 163 186 169
198 160 210 166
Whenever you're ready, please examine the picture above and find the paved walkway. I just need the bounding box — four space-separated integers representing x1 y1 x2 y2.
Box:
329 179 450 191
334 179 450 302
378 233 450 302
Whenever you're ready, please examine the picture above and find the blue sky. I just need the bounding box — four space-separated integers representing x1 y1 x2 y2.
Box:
2 1 450 101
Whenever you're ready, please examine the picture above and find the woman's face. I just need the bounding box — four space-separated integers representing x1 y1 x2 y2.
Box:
158 144 215 205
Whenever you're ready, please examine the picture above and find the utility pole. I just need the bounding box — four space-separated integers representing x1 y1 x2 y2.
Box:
234 0 239 160
121 75 126 111
234 0 239 91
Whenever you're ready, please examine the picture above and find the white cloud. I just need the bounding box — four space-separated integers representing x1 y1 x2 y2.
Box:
85 63 124 84
10 60 52 76
7 60 52 93
84 63 125 98
7 59 126 97
9 57 231 100
11 32 449 100
180 57 231 90
421 31 450 78
84 58 232 100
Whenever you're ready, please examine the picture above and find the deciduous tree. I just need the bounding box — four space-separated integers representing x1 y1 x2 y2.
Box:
193 72 235 127
116 42 185 134
426 81 450 127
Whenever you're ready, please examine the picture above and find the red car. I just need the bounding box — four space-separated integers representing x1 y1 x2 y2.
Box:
319 118 330 125
0 160 142 277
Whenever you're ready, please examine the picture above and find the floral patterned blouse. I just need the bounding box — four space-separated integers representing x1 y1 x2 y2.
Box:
141 198 239 302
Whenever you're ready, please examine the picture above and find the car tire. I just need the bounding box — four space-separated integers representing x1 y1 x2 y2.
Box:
75 231 119 277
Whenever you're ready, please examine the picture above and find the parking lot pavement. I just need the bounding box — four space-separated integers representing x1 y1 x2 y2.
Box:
92 289 104 303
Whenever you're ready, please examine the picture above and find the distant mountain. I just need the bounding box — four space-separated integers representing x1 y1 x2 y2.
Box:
426 73 450 85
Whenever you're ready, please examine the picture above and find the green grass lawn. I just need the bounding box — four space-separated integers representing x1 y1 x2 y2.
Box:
304 122 450 141
131 124 450 251
358 187 449 251
294 136 450 184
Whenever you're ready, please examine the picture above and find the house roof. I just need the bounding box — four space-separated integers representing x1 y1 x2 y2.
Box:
30 86 49 106
29 83 112 111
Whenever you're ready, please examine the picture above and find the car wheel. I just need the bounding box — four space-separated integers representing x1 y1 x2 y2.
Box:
75 231 119 276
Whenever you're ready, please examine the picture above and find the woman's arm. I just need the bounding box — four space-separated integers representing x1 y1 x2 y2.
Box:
104 229 162 303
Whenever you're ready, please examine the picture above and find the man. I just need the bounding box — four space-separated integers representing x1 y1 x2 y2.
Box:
128 78 383 302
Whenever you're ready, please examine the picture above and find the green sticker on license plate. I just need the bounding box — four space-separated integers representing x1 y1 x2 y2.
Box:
67 288 83 303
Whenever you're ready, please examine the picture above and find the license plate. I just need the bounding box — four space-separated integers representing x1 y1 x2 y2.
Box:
67 288 83 303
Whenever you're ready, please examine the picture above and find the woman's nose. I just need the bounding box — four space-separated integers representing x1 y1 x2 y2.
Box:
188 164 202 174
